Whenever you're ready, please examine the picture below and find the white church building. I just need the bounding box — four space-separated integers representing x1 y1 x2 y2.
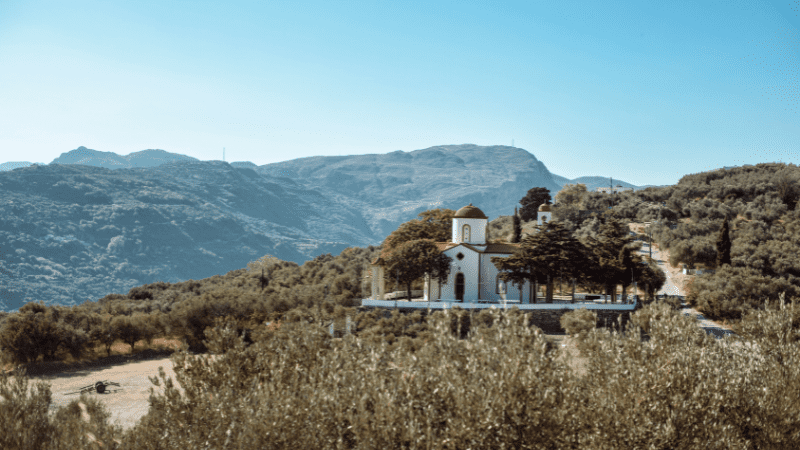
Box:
370 203 552 303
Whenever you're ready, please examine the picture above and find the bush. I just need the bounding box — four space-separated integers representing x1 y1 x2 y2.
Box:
0 371 53 449
0 371 122 449
560 308 597 335
688 266 800 320
8 304 800 447
119 304 800 448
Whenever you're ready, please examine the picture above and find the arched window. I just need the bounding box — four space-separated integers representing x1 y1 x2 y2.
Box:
496 274 507 294
463 224 471 242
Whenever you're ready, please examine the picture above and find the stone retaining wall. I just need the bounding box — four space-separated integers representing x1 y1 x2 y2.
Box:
357 304 634 334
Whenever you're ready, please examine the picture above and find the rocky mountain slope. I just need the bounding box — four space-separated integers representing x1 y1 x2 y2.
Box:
0 144 641 310
256 144 564 236
0 161 373 310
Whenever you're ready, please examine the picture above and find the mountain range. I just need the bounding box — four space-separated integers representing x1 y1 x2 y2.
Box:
0 144 643 310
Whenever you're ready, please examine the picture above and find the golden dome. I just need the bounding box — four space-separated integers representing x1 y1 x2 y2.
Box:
454 203 488 219
538 204 552 212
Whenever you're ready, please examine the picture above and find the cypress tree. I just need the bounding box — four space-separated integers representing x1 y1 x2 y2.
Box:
512 207 522 243
716 216 732 267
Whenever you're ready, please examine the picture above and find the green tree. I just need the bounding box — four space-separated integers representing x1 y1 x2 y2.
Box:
91 316 119 356
716 216 732 267
669 236 716 270
632 256 667 300
512 207 522 243
385 239 452 301
111 316 142 352
583 219 638 300
775 170 799 210
519 187 552 222
382 209 456 256
493 221 588 302
0 303 62 363
618 246 640 299
555 183 588 208
492 250 539 301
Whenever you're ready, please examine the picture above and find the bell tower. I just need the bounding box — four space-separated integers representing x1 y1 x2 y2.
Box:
452 203 488 244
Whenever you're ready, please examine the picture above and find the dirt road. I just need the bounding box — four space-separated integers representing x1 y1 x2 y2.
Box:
637 236 734 338
29 355 178 430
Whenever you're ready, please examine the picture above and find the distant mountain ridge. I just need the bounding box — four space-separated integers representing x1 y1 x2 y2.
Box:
1 144 646 311
0 161 373 311
0 162 39 171
552 175 647 192
49 146 198 169
255 144 564 235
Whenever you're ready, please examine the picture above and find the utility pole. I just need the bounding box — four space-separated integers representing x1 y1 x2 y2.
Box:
609 177 614 209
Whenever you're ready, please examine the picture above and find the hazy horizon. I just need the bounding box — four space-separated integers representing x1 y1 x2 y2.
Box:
2 0 797 187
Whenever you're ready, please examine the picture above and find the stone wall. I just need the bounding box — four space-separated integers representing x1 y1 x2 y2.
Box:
357 304 634 334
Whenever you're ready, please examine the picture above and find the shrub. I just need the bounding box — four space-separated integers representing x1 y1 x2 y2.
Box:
560 308 597 335
688 266 800 320
0 371 53 449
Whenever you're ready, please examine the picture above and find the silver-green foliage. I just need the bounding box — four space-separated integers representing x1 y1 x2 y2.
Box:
5 303 800 448
122 304 800 448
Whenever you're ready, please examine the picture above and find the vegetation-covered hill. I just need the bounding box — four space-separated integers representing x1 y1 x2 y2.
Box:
560 162 800 319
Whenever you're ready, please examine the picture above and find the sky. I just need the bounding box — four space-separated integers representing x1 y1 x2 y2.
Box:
0 0 798 186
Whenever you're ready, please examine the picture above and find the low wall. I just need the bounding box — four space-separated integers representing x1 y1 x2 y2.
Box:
522 308 632 333
383 290 424 299
360 299 636 333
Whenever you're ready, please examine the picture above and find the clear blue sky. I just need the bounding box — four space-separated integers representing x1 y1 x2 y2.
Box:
1 0 797 186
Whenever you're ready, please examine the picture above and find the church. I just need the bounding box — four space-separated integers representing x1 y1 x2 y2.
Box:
370 203 552 303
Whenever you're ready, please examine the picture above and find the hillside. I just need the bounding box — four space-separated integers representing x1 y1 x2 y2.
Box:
0 144 618 310
257 144 562 236
0 161 375 310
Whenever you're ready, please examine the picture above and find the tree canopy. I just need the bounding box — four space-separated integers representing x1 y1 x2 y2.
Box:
555 183 588 208
493 221 587 302
385 239 452 301
519 187 552 222
582 218 641 298
382 209 456 257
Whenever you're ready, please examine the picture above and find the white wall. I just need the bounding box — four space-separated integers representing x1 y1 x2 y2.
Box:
452 217 487 244
437 247 533 303
441 246 481 300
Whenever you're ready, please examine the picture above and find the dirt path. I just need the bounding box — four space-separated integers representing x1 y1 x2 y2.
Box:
633 230 735 338
29 355 179 430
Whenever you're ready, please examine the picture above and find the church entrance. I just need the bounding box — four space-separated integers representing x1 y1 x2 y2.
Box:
455 273 465 301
